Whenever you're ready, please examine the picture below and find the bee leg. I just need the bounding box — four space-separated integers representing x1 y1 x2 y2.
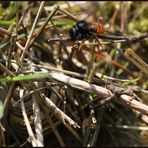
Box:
91 33 103 48
95 36 103 48
75 39 86 61
78 39 86 51
69 41 80 60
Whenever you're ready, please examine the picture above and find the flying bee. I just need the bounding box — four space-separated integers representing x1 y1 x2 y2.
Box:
69 20 105 41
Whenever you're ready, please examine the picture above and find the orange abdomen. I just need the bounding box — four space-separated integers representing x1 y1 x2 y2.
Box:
91 23 105 34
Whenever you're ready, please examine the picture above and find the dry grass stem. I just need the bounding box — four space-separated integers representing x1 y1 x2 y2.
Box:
50 72 112 97
20 90 38 146
118 95 148 116
124 48 148 76
50 72 148 116
20 1 45 61
0 27 12 36
29 5 59 49
41 93 80 128
32 96 44 146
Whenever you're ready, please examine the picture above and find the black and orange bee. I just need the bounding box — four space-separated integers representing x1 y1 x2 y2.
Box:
69 20 105 41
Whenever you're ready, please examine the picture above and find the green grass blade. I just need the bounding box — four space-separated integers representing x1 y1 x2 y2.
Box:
0 72 50 83
0 18 16 25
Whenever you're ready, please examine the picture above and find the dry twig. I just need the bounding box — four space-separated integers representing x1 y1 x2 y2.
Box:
48 33 148 43
124 48 148 76
32 95 44 146
41 93 80 128
0 27 12 36
28 5 59 49
20 90 38 147
20 1 45 61
50 72 148 116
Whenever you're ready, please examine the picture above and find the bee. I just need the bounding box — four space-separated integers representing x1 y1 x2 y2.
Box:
69 20 105 41
67 21 106 68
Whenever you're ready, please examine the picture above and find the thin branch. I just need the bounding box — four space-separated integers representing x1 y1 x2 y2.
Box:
48 36 71 42
64 124 81 143
44 110 65 146
90 109 104 147
116 95 148 116
0 121 5 146
7 33 16 69
32 96 44 146
58 7 79 22
108 124 148 131
0 27 12 36
20 90 38 146
0 63 15 76
13 87 47 106
124 48 148 76
41 93 80 128
20 1 45 61
50 72 112 97
48 33 148 43
28 5 59 49
97 33 148 43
